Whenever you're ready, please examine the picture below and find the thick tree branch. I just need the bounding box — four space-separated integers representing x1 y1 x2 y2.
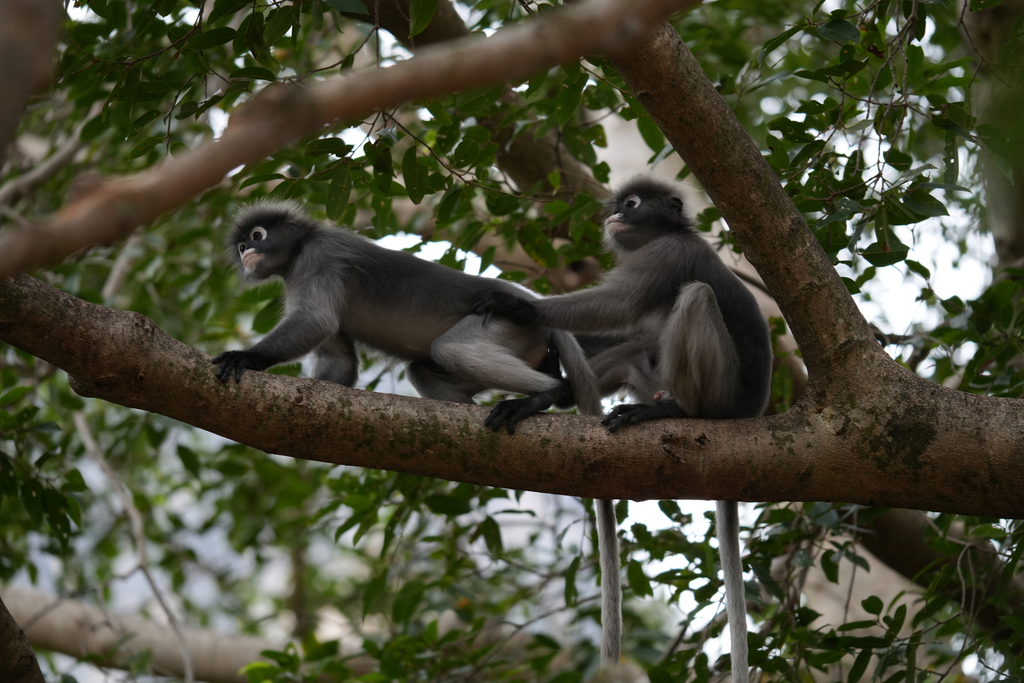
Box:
1 274 1023 517
0 0 695 280
0 595 43 683
2 585 373 683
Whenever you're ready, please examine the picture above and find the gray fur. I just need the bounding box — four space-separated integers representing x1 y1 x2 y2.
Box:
474 176 771 675
212 201 601 419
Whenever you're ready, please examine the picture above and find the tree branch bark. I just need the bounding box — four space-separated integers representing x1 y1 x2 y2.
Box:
0 0 694 280
0 594 44 683
1 274 1022 517
2 585 372 683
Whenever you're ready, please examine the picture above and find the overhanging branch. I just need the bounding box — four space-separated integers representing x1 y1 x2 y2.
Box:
0 0 696 280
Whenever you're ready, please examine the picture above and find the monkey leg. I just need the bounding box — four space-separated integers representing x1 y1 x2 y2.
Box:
602 283 740 430
430 316 559 395
407 360 486 403
588 340 661 401
430 316 569 434
312 333 358 386
660 281 740 418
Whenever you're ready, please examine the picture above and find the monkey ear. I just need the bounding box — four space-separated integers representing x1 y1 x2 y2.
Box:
671 196 684 213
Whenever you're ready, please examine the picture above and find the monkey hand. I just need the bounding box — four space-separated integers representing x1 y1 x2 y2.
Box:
601 400 686 432
212 350 272 383
470 290 540 325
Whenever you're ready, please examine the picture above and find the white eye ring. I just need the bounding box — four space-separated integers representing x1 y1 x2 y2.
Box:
250 226 267 241
623 195 641 209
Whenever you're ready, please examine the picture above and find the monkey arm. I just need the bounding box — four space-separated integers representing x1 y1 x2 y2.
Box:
213 302 342 383
531 286 639 334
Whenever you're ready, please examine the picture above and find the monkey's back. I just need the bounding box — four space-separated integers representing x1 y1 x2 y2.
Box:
289 227 538 361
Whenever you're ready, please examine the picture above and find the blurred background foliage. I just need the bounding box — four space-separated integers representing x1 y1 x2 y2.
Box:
2 0 1024 681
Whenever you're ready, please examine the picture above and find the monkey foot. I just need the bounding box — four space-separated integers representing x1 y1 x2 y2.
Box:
484 390 557 435
601 400 685 433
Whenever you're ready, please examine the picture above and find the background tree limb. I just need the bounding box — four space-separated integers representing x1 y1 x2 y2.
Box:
0 0 694 280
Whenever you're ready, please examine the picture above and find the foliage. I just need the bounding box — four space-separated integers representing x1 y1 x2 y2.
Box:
2 0 1024 681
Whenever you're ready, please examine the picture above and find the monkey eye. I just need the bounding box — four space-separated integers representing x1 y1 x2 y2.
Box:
238 243 245 253
623 195 641 209
250 226 267 242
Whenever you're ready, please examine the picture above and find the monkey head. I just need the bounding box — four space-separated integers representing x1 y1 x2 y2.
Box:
602 177 693 255
227 200 316 281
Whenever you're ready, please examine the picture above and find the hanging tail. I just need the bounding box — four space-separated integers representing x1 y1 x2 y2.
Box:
716 500 748 683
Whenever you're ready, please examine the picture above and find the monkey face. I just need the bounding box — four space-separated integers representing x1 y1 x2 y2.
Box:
228 201 316 280
603 178 691 253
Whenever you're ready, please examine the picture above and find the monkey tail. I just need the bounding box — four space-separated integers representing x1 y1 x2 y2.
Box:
549 330 619 667
596 498 621 667
716 500 749 683
548 330 603 417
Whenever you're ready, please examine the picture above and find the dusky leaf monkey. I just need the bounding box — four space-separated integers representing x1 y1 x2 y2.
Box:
473 177 773 681
211 200 603 424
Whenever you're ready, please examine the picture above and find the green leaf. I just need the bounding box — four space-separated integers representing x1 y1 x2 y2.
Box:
0 387 30 407
61 469 88 493
129 136 163 159
239 173 285 189
905 259 931 279
392 579 425 623
366 142 394 195
402 148 429 205
479 516 503 555
363 572 386 617
264 5 295 45
424 494 471 517
564 555 580 607
177 445 201 478
759 23 807 65
978 123 1024 167
209 0 252 22
455 83 504 115
187 27 237 50
555 70 587 126
1000 614 1024 636
436 185 463 224
326 169 352 221
323 0 368 13
648 667 675 683
970 523 1006 539
409 0 438 36
902 190 948 218
848 649 872 683
862 595 883 615
128 110 161 138
305 137 352 156
637 115 666 154
229 66 276 81
768 117 816 143
627 559 652 596
818 18 860 43
88 0 112 18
